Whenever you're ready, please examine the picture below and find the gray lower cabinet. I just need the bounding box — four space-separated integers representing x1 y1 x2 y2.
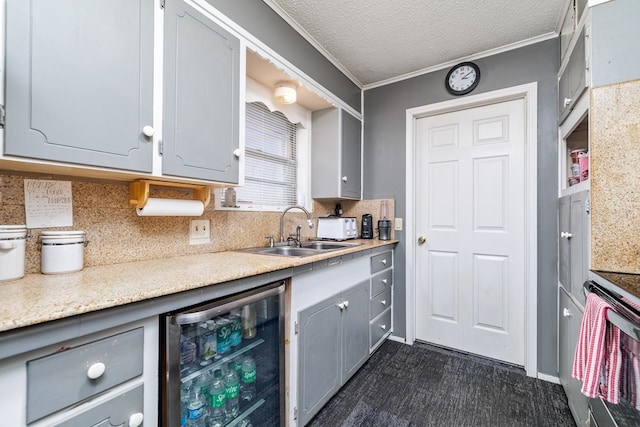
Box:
4 0 154 172
56 385 144 427
370 252 393 351
311 107 362 200
559 287 589 426
297 279 369 426
163 0 242 183
559 190 590 305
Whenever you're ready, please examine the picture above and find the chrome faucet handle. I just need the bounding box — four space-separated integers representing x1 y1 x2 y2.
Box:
265 235 275 247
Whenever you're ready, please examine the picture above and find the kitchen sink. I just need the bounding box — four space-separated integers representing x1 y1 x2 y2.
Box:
300 241 360 250
237 240 361 257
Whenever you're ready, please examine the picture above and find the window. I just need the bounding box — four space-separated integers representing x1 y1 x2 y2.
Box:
219 100 306 211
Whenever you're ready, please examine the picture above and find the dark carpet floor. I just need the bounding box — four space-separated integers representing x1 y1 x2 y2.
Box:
307 340 576 427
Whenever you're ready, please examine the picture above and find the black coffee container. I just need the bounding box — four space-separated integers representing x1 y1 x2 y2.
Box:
361 214 373 239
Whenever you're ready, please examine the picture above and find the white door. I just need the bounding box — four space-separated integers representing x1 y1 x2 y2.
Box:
414 98 526 366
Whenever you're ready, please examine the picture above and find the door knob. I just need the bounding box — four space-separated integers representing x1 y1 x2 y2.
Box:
417 236 426 244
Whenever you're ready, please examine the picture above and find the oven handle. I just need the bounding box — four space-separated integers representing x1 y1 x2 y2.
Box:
583 281 640 340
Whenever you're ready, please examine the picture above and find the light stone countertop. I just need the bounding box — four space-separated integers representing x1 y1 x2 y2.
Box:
0 239 396 333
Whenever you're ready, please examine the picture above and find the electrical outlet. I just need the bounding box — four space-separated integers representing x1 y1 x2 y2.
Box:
190 219 211 245
394 218 403 231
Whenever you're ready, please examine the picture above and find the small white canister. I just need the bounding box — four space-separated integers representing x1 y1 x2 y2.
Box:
0 225 27 282
39 231 87 274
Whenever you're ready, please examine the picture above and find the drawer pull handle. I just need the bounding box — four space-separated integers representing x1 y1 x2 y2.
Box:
380 324 387 330
87 362 106 380
129 412 144 427
382 279 388 284
381 259 387 265
380 300 387 306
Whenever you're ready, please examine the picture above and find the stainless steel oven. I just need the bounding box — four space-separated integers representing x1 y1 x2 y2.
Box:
584 272 640 427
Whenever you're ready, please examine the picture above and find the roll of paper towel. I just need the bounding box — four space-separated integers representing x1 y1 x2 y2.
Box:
136 198 205 216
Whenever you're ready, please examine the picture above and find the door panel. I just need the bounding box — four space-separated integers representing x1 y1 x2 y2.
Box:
415 98 526 366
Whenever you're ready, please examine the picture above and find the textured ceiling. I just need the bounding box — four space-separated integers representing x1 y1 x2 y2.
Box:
266 0 566 87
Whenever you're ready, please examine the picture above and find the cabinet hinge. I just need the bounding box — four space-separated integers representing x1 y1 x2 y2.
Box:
0 104 5 128
294 321 299 335
294 407 298 421
585 198 590 215
160 0 165 9
158 139 163 156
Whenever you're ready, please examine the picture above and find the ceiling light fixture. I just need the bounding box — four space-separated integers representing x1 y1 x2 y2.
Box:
274 81 297 104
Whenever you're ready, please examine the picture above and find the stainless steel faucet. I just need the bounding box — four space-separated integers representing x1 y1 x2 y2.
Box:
280 205 314 243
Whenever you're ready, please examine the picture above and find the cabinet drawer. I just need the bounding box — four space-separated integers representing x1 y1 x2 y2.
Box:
27 327 144 423
370 269 392 297
370 308 391 349
370 251 392 274
56 384 144 427
370 286 391 320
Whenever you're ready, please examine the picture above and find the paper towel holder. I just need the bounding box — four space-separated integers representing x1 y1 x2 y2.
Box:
129 180 211 209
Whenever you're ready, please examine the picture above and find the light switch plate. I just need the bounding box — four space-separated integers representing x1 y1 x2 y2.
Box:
395 218 403 231
190 219 211 244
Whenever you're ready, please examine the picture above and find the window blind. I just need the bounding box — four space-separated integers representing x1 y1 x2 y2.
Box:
230 102 298 209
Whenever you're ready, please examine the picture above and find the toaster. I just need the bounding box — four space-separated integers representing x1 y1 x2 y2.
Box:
316 217 358 240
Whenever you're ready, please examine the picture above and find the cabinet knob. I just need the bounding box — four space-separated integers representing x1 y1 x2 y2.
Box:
380 300 387 306
561 231 573 239
142 125 154 137
87 362 106 380
563 308 572 317
564 98 573 108
382 279 388 284
381 259 387 265
233 149 242 158
336 302 345 310
342 176 348 183
380 324 387 330
129 412 144 427
343 300 349 308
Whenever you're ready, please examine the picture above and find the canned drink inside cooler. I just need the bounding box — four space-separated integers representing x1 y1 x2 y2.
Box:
216 318 232 354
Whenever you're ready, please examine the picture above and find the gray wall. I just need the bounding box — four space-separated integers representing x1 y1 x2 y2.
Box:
205 0 361 112
591 0 640 87
363 38 560 376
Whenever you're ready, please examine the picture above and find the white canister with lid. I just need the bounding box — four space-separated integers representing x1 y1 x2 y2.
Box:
0 225 27 281
39 231 87 274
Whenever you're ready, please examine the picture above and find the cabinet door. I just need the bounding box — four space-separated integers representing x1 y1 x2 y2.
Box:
4 0 154 171
559 195 571 290
163 0 241 183
340 111 362 199
559 289 589 426
559 27 587 124
341 280 370 381
570 190 589 306
298 296 342 426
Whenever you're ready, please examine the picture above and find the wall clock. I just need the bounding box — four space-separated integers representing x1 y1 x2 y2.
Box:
445 62 480 96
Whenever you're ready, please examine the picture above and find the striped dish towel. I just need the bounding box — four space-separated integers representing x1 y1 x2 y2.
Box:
572 292 622 403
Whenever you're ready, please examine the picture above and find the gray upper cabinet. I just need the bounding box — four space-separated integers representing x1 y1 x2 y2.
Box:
559 26 588 124
4 0 154 172
163 0 242 183
312 108 362 200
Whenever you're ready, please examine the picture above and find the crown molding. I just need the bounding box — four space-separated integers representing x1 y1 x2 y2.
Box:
363 32 558 90
263 0 363 88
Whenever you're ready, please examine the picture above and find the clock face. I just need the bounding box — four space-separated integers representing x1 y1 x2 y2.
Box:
445 62 480 96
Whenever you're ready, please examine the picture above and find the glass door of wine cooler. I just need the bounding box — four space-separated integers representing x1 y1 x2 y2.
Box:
162 281 285 427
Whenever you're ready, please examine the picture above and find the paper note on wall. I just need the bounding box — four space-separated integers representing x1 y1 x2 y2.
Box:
24 179 73 228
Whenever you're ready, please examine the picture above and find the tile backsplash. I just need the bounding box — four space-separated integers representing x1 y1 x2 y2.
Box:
0 174 393 274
